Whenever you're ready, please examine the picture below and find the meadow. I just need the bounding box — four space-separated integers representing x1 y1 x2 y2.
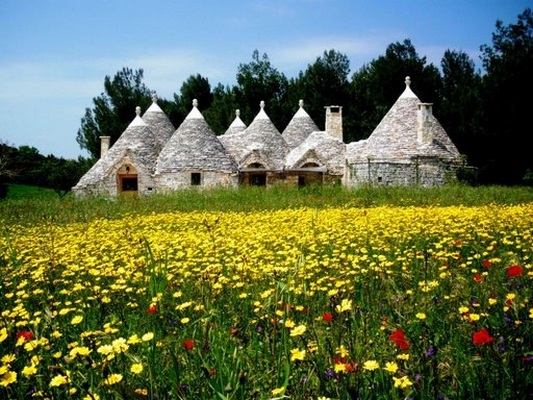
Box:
1 185 532 399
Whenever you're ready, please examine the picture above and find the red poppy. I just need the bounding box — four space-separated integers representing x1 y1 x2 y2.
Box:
472 328 494 346
389 329 410 350
473 274 484 283
183 339 195 351
482 260 492 268
332 356 347 364
16 330 34 341
229 327 238 336
507 265 523 277
322 312 334 323
146 304 158 315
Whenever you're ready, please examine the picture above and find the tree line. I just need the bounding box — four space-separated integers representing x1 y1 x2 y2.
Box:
1 8 531 198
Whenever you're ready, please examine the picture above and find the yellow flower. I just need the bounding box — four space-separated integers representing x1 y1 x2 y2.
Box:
307 341 319 353
336 299 352 313
458 306 469 314
488 298 498 306
1 354 15 364
71 315 83 325
103 373 123 386
335 345 349 358
393 375 414 389
180 317 190 324
383 361 398 373
416 312 427 320
290 348 306 361
142 332 154 341
334 363 347 373
69 346 91 358
363 360 380 371
127 334 141 344
0 328 8 343
469 313 480 322
0 370 17 387
529 308 533 319
83 393 100 400
397 353 410 361
271 386 285 396
111 338 129 353
130 363 143 374
22 364 37 377
284 319 295 328
290 324 307 337
50 374 68 387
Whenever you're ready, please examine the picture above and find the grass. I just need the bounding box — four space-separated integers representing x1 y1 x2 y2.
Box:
2 183 533 225
1 184 532 399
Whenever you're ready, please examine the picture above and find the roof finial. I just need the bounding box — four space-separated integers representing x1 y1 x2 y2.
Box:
260 100 265 110
405 76 411 87
236 109 240 117
151 92 158 103
298 99 304 108
193 99 198 108
135 106 141 116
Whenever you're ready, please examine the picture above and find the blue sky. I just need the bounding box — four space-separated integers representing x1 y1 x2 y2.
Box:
0 0 530 159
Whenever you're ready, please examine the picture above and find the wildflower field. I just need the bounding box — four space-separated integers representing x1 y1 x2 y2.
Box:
1 190 533 399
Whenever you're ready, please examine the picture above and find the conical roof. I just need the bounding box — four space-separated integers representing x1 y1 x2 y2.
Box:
223 109 247 136
156 99 237 173
286 131 346 175
282 100 320 150
346 77 461 163
219 109 247 151
225 101 288 170
142 93 175 150
74 107 159 189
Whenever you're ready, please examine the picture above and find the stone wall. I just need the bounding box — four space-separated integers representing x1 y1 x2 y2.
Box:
155 171 238 191
345 158 459 187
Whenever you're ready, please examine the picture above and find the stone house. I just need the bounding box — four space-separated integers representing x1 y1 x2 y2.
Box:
345 77 462 187
73 77 464 196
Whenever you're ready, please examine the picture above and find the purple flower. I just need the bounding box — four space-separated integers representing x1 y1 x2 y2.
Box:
426 346 437 357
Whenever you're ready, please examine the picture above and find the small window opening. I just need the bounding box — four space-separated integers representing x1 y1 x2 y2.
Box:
191 173 201 186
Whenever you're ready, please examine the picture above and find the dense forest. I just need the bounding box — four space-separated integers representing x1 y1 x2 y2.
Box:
1 8 532 198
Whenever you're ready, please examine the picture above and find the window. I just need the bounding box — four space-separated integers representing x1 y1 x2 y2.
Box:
298 176 306 187
191 172 201 186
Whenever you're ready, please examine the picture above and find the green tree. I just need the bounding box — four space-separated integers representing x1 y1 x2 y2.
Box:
203 83 239 135
76 68 153 158
172 74 214 125
350 39 442 142
292 49 352 134
439 49 483 166
479 8 533 184
235 50 289 130
41 156 91 197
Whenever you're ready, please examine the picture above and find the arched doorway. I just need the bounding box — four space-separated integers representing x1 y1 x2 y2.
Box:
117 164 138 194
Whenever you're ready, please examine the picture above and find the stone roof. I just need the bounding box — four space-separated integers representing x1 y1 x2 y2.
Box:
223 109 247 136
223 101 289 170
282 100 320 150
73 107 159 189
346 77 461 164
156 99 237 173
286 131 346 175
142 94 175 150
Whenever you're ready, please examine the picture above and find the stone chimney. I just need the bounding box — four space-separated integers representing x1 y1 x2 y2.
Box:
417 103 433 144
325 105 343 141
100 136 111 158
